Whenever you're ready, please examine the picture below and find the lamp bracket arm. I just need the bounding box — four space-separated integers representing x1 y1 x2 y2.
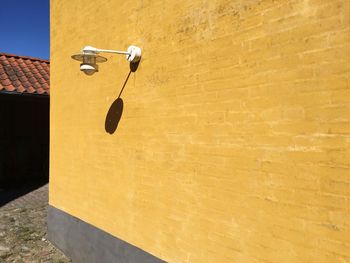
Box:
96 49 131 55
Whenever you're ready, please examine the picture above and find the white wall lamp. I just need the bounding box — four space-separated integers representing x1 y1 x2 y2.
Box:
71 45 142 75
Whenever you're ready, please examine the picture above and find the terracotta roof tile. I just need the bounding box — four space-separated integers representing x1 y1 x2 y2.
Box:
1 78 11 86
26 86 36 93
0 52 49 95
36 87 45 94
5 84 16 92
0 73 7 80
12 80 21 87
37 77 46 84
22 81 32 88
16 86 26 93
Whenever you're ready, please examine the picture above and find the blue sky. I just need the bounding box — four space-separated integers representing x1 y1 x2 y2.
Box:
0 0 49 60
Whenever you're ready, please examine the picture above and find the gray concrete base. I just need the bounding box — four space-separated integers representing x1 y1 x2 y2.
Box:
47 205 166 263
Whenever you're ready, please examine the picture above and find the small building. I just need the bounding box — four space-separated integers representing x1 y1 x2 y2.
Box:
0 53 49 187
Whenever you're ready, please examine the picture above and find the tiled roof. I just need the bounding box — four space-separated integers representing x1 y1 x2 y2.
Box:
0 52 49 95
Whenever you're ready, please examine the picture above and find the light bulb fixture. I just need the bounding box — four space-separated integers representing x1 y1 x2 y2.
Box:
71 45 141 75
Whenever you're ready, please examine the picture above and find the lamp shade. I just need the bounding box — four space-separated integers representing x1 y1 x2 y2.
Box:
71 53 107 63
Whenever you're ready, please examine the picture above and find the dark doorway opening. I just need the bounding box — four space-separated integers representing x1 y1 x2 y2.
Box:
0 93 49 189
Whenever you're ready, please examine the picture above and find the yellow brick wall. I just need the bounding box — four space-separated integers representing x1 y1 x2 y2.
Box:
50 0 350 262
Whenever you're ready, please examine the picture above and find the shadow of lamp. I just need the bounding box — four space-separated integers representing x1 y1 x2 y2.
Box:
71 45 142 75
71 45 142 134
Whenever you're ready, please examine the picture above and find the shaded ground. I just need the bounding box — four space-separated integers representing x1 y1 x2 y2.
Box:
0 184 71 262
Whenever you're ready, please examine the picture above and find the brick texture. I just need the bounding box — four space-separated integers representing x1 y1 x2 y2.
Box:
50 0 350 262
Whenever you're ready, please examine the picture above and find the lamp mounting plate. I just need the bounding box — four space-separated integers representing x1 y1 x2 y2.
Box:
127 45 141 63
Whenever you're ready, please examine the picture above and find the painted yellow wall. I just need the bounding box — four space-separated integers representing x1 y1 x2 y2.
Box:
50 0 350 262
